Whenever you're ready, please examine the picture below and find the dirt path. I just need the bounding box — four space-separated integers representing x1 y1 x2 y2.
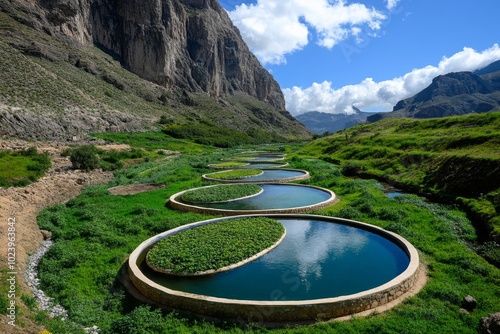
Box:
0 139 115 333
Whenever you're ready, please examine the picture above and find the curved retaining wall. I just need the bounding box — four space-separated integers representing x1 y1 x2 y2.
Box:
201 169 311 184
128 214 421 324
168 183 337 215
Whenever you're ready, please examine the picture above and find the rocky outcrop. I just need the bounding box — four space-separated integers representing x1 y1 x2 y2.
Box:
0 108 150 140
4 0 286 110
481 313 500 334
367 62 500 122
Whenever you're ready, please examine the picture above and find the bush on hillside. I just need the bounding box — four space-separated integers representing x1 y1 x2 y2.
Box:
68 145 100 171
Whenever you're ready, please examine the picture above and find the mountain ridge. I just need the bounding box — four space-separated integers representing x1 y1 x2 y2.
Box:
367 60 500 122
0 0 311 141
295 107 378 134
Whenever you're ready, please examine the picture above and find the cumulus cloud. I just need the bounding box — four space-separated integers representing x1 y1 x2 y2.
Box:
284 44 500 115
228 0 386 64
385 0 400 11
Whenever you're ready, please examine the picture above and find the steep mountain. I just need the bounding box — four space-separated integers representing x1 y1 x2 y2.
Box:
367 61 500 122
475 59 500 90
295 107 378 134
0 0 310 141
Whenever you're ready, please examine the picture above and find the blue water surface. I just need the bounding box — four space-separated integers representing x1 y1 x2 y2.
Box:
144 218 410 301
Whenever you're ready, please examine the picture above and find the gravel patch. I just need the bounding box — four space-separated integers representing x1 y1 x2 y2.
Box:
24 238 100 333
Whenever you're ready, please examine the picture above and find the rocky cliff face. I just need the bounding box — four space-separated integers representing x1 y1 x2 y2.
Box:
4 0 285 110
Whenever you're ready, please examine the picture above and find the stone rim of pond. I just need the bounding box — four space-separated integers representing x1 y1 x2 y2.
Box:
209 161 289 169
221 156 286 162
168 183 337 215
127 214 421 324
202 168 310 184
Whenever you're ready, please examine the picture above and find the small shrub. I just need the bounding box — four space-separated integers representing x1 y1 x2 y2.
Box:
68 145 100 171
341 161 365 176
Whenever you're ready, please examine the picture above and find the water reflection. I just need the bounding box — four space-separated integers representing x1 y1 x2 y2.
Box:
263 220 368 280
145 218 409 300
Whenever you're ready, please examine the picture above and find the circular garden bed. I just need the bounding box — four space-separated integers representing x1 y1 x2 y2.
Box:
203 169 264 180
180 184 263 203
208 161 249 169
145 217 286 276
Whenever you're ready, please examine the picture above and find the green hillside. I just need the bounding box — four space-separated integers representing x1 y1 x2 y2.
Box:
296 112 500 241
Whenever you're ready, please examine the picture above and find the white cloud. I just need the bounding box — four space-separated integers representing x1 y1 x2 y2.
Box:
284 44 500 115
385 0 400 11
228 0 386 64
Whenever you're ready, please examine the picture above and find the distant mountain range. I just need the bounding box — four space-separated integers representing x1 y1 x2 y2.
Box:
295 60 500 133
295 107 378 135
367 60 500 122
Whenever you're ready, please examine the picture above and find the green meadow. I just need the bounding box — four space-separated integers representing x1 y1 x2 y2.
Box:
3 113 500 333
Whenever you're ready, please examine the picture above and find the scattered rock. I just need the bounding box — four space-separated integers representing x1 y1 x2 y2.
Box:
481 312 500 334
40 229 52 240
463 295 478 312
24 240 68 319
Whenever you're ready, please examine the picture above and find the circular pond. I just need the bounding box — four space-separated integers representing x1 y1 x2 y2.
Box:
232 156 285 162
241 162 288 169
228 153 285 162
128 214 420 323
203 169 310 183
169 184 336 215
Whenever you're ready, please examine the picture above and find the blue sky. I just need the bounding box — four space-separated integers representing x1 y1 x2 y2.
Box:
219 0 500 115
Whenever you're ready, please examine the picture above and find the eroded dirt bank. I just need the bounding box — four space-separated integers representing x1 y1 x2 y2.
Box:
0 139 115 333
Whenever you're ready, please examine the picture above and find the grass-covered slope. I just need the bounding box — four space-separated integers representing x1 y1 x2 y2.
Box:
0 11 311 143
23 153 500 333
296 112 500 242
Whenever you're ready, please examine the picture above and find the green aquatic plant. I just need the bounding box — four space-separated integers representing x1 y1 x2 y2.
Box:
180 184 262 203
205 169 262 180
209 161 249 168
146 217 285 274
